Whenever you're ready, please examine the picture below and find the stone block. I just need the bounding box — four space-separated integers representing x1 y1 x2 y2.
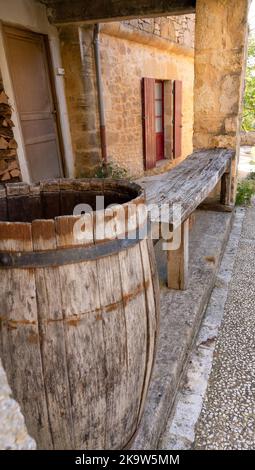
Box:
211 134 236 148
219 75 241 114
225 116 238 134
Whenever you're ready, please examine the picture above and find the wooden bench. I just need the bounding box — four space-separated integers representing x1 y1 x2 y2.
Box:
138 148 235 290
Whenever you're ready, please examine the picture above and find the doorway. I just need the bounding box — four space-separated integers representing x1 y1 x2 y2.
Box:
3 26 64 181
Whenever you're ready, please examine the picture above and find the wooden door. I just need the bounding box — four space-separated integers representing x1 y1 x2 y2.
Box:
4 26 63 181
155 80 164 161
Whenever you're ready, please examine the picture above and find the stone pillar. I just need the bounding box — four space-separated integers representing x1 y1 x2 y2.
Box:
58 24 101 177
193 0 250 201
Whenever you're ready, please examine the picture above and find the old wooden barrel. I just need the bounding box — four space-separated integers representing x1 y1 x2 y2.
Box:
0 179 159 450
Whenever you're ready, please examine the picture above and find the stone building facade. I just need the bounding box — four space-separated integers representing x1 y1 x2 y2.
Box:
0 0 249 192
59 15 195 177
0 0 195 182
123 15 195 48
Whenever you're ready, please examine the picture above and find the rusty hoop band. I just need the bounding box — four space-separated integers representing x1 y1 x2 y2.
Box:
0 220 150 269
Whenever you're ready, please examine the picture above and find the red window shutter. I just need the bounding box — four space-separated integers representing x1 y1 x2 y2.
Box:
173 80 182 159
142 77 156 170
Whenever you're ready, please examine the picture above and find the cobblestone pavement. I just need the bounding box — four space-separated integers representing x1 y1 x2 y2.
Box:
194 206 255 450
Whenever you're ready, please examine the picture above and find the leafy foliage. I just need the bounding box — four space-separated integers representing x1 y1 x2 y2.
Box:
242 36 255 131
236 173 255 205
94 161 129 179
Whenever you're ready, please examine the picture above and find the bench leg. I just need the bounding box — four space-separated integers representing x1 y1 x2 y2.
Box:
167 218 189 290
220 162 232 206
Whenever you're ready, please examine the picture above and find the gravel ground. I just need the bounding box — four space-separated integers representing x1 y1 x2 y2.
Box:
194 206 255 450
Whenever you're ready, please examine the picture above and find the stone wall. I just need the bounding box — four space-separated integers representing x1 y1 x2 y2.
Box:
123 14 195 48
0 73 20 183
193 0 250 202
59 16 195 178
193 0 249 150
100 31 194 176
58 25 101 178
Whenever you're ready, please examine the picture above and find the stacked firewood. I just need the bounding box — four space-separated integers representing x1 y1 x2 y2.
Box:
0 90 21 182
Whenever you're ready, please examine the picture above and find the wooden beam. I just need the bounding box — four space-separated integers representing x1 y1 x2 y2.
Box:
40 0 196 24
220 160 233 206
167 218 189 290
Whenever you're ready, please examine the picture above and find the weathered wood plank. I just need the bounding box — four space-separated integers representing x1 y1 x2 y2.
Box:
220 159 233 206
118 243 148 440
0 186 7 221
0 222 52 449
41 181 60 220
5 183 29 222
0 222 32 252
146 238 160 326
137 239 158 423
41 0 196 24
95 252 129 449
32 219 74 449
167 218 189 290
138 148 235 226
137 148 234 291
58 261 107 449
56 217 107 449
0 222 33 380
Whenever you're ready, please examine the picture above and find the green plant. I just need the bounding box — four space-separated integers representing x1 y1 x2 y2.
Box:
249 171 255 180
242 35 255 131
94 161 129 179
236 178 255 205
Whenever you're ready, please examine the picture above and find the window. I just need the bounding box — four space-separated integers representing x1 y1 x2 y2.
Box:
155 80 164 162
142 78 182 170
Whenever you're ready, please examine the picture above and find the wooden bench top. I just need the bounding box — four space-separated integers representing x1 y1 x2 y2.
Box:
137 148 235 226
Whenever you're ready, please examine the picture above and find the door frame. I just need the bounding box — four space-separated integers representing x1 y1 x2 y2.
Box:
43 31 65 177
0 15 74 182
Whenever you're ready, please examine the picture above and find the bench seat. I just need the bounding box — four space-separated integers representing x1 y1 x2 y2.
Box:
137 148 235 290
